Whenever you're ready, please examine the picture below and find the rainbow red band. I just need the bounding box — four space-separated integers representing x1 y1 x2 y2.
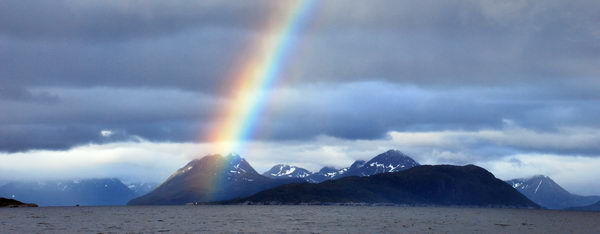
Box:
209 0 317 155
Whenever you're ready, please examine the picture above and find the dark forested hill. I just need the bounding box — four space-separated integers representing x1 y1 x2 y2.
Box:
225 165 540 208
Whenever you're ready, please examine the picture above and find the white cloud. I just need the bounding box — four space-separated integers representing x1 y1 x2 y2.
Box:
2 126 600 195
100 130 114 137
0 140 205 183
480 154 600 196
389 126 600 155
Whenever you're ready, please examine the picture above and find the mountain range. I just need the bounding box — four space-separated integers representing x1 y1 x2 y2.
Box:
223 164 540 208
127 150 547 209
0 178 156 206
3 149 597 209
128 150 421 205
128 154 303 205
506 175 600 209
265 150 420 183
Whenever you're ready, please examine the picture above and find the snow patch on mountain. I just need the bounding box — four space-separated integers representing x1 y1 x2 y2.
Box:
267 150 420 183
263 164 312 179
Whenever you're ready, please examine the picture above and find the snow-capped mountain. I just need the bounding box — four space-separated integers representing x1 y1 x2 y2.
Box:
348 150 420 177
312 150 419 181
357 150 419 176
128 154 303 205
0 178 137 206
318 166 340 177
131 150 421 204
267 150 420 183
506 175 600 209
305 166 348 183
262 164 312 179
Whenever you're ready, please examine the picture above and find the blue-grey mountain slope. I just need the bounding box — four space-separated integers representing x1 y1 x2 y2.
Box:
128 154 303 205
506 175 600 209
0 178 137 206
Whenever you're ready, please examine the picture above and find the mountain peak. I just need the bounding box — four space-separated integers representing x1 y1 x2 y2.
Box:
361 150 420 174
510 175 557 188
318 166 338 174
262 164 312 179
385 149 404 154
172 154 258 180
349 160 366 169
298 150 420 183
187 154 222 164
506 175 600 209
258 150 421 184
378 149 411 158
528 175 550 180
368 150 418 165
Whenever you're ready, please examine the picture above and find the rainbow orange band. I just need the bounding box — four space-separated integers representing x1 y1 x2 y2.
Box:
210 0 318 154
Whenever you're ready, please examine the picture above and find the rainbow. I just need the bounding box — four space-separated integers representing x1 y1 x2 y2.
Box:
147 2 319 202
210 0 318 155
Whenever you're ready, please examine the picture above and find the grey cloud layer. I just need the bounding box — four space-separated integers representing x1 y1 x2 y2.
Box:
2 83 600 156
0 0 263 41
0 88 217 152
1 0 599 92
1 0 599 154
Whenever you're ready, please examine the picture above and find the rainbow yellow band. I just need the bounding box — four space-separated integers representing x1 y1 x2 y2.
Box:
209 0 317 154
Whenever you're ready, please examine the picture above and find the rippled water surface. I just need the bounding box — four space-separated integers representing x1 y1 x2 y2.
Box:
1 205 599 233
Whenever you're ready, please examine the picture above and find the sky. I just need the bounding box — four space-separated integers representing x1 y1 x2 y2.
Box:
1 0 600 195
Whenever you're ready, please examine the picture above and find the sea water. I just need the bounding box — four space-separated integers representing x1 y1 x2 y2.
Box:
1 205 599 233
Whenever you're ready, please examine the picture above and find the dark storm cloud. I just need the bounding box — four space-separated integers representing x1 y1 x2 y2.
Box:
1 0 599 154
